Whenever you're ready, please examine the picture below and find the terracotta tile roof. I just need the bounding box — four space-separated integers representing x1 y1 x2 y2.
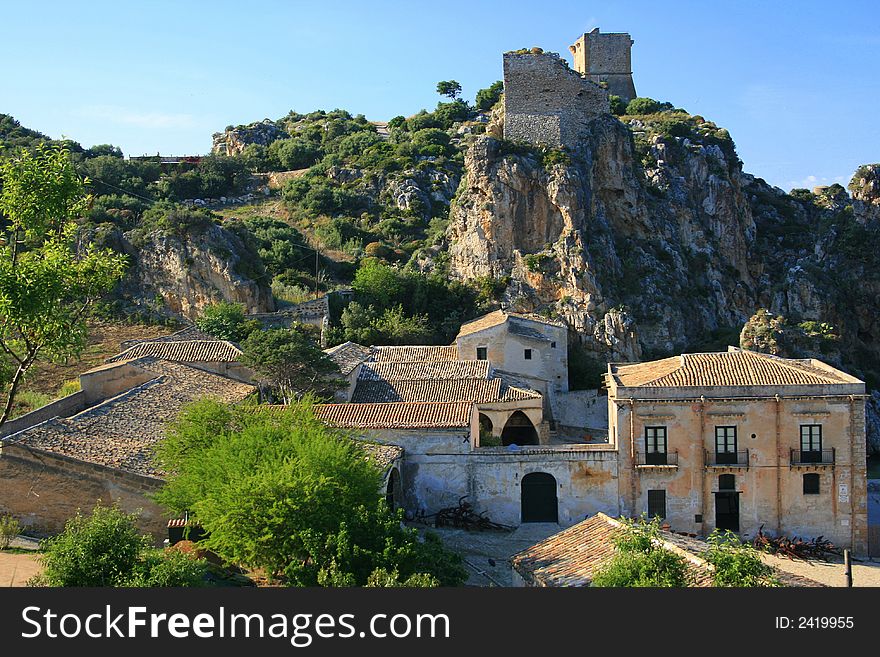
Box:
107 340 243 364
372 345 460 362
313 401 473 429
457 309 566 337
610 349 852 388
510 513 824 587
351 378 540 404
358 360 491 382
3 358 255 478
324 341 373 375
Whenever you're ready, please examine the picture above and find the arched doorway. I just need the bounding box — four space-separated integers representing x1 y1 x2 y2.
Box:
521 472 558 523
385 469 401 511
501 411 539 446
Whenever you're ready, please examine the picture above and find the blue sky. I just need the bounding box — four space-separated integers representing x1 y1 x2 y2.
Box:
2 0 878 190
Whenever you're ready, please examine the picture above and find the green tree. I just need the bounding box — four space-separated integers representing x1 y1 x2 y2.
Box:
591 516 692 587
240 326 343 402
195 301 258 342
703 529 780 587
475 81 503 111
436 80 462 99
0 146 128 425
154 400 467 586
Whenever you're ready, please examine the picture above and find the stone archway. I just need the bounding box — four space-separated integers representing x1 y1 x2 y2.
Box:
501 410 539 446
521 472 558 523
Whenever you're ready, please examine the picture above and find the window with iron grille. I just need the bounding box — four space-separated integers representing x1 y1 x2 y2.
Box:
715 426 737 464
800 425 822 463
645 426 668 465
647 490 666 519
719 474 735 491
803 473 820 495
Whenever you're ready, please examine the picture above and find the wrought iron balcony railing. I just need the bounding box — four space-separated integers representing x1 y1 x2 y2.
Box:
635 451 679 467
705 449 749 468
790 448 835 466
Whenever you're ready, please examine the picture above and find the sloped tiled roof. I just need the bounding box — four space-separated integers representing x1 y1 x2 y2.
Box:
372 345 460 362
610 349 854 389
4 358 255 478
510 513 823 587
313 401 473 429
107 340 242 364
324 341 373 375
457 309 566 337
358 360 491 382
351 378 540 404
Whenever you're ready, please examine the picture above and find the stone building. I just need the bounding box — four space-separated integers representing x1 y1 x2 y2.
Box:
0 357 255 537
502 51 610 149
569 28 637 102
606 347 869 553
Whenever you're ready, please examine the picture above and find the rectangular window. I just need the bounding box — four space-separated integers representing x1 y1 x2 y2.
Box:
476 347 487 361
524 349 532 360
715 426 737 465
645 426 668 465
647 490 666 519
803 473 820 495
800 425 822 463
551 341 556 348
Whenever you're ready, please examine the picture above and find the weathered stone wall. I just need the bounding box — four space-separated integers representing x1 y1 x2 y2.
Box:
502 53 610 149
0 445 167 541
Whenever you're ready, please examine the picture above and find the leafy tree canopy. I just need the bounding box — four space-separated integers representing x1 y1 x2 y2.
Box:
154 399 467 586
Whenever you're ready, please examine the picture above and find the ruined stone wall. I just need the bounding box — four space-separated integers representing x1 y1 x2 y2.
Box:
502 53 610 149
569 30 637 102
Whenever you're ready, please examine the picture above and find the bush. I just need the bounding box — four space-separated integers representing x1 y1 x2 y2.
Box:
36 504 149 586
0 514 20 549
58 379 81 397
127 549 210 587
591 516 691 587
703 530 779 587
626 97 663 115
609 95 627 115
195 301 258 342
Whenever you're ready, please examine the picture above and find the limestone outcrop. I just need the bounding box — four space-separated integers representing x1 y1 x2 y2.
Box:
212 119 288 156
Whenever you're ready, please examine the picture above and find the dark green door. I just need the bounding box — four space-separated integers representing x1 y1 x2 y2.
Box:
521 472 558 523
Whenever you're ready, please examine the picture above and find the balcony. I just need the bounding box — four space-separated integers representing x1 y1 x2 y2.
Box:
635 451 679 468
790 448 835 467
705 449 749 469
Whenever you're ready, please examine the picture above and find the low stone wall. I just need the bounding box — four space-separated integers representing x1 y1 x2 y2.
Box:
0 392 86 438
0 444 168 542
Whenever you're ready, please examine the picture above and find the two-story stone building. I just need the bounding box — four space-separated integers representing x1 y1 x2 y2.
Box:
606 347 868 552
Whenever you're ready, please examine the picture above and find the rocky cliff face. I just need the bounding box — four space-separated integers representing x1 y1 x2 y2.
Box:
212 119 288 156
447 112 758 361
98 221 274 321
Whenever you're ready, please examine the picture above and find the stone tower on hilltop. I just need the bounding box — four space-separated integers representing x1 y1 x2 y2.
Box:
569 28 636 103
